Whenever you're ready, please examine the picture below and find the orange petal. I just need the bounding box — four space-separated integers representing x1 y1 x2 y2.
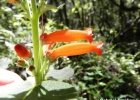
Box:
47 42 103 59
8 0 12 3
40 28 93 44
48 42 55 50
8 0 19 4
14 44 31 59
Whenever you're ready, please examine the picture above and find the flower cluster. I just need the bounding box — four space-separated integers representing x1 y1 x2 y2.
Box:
14 28 103 67
40 28 103 59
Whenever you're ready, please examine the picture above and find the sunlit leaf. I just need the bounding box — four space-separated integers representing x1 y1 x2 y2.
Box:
14 14 25 19
1 29 15 37
25 81 78 100
99 82 106 86
0 81 32 100
0 58 12 69
46 66 74 81
129 70 136 75
0 80 78 100
40 3 65 15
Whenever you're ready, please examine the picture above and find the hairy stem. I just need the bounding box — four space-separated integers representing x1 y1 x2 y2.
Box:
31 0 41 85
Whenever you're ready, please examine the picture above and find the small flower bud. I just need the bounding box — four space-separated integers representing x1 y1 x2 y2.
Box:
28 65 35 71
16 59 28 67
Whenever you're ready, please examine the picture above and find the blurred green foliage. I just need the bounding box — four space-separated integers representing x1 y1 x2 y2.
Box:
0 0 140 99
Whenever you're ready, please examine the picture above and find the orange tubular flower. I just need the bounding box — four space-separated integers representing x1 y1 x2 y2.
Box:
14 44 31 59
8 0 19 4
40 28 93 44
47 42 103 59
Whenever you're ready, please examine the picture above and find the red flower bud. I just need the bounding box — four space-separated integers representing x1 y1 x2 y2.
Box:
14 44 31 59
28 65 35 71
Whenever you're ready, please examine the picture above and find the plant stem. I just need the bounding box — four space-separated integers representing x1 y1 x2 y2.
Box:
25 0 31 18
31 16 41 85
31 0 37 15
31 0 41 85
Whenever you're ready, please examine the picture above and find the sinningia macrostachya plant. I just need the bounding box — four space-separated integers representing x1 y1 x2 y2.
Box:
7 0 103 99
9 0 103 84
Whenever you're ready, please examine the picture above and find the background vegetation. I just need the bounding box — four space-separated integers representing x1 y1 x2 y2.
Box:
0 0 140 99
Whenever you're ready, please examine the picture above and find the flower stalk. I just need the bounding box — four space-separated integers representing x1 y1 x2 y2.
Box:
31 16 42 85
30 0 43 85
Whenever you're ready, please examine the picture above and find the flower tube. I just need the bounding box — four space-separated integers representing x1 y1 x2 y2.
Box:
40 28 93 44
47 42 103 59
14 44 31 59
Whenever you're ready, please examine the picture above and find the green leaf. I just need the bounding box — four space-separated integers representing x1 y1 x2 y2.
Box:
0 81 33 100
83 76 93 81
40 5 58 13
0 58 12 69
46 66 74 81
116 79 125 84
104 89 113 98
14 12 29 19
138 3 140 7
118 94 135 99
95 71 103 76
129 69 136 75
40 3 65 14
98 82 106 86
0 80 78 100
109 29 114 34
1 29 15 37
14 14 25 19
57 3 65 10
25 81 78 100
